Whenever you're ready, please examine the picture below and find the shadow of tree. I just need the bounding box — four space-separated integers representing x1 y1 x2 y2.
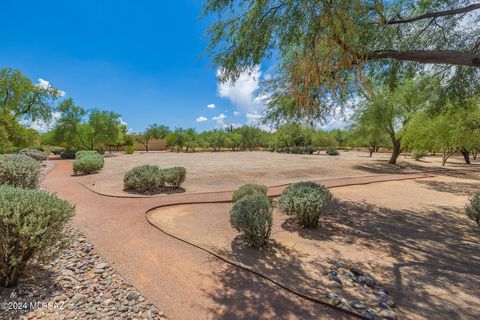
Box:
415 180 478 196
203 263 352 320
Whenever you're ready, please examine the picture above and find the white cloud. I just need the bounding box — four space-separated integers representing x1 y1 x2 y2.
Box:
207 103 216 109
217 66 265 113
212 113 228 128
320 106 355 130
196 116 208 123
246 113 262 125
233 111 241 116
37 78 66 97
22 111 61 132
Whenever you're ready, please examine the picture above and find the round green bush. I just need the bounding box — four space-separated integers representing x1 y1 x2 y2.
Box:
229 194 273 248
60 150 77 159
125 146 135 154
0 154 41 189
73 157 104 175
162 167 186 189
19 148 48 161
124 165 165 193
0 185 75 287
278 181 332 227
465 192 480 228
76 150 101 159
232 183 268 202
50 146 66 155
326 147 339 156
411 150 428 161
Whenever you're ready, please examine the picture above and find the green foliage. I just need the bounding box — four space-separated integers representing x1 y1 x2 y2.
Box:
229 194 273 248
0 154 41 189
166 128 186 152
278 182 332 228
0 113 39 154
237 126 265 151
0 185 75 287
465 192 480 228
312 131 337 150
50 146 65 155
232 183 268 202
411 150 428 161
60 149 77 159
326 147 339 156
162 167 187 189
19 148 48 161
125 146 135 154
201 129 229 151
135 124 170 152
271 124 313 149
123 165 165 193
73 151 104 175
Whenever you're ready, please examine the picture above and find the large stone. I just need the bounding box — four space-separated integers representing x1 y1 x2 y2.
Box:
379 309 397 319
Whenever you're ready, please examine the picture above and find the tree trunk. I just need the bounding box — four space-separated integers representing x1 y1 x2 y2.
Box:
389 139 402 164
461 148 471 164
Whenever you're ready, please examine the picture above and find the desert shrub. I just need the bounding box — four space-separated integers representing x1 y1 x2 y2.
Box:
411 150 428 161
290 146 302 154
50 146 66 155
125 146 135 154
0 154 41 189
124 165 164 193
162 167 187 188
229 194 273 248
19 148 48 161
326 147 339 156
0 185 75 287
76 151 101 159
60 150 77 159
306 145 317 154
73 157 103 175
278 181 332 227
232 183 268 202
465 192 480 227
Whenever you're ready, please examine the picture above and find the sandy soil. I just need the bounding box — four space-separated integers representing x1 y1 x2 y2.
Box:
148 173 480 320
75 150 480 197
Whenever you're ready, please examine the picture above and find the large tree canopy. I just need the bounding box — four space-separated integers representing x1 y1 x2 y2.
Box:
204 0 480 114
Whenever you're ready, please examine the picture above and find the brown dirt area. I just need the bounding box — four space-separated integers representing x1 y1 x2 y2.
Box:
147 173 480 320
75 150 480 197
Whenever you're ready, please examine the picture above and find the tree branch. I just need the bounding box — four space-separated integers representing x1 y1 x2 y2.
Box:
366 50 480 67
387 3 480 25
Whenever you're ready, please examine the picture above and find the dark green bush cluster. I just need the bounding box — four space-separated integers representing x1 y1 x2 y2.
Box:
232 183 268 202
229 193 273 248
465 193 480 228
326 147 339 156
123 165 187 193
278 181 332 227
0 154 41 189
19 148 48 161
272 145 317 154
60 149 77 159
0 185 75 287
125 146 135 154
73 151 104 175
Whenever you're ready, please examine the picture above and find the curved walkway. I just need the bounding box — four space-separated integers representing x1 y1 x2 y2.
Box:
44 160 436 320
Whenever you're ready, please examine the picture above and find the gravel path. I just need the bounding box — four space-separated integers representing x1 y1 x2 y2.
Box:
0 161 167 320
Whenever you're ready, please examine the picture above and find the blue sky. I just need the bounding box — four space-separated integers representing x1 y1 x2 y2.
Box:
0 0 275 132
0 0 349 132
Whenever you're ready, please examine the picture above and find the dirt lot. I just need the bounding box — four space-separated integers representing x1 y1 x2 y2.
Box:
148 173 480 320
75 150 479 197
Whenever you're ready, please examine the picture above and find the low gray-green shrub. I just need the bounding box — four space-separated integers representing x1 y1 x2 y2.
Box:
326 147 339 156
278 181 332 227
60 150 77 159
232 183 268 202
50 146 66 155
124 165 165 193
162 167 186 189
72 151 104 175
465 192 480 228
0 185 75 287
19 148 48 161
0 154 41 189
411 150 428 161
229 194 273 248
